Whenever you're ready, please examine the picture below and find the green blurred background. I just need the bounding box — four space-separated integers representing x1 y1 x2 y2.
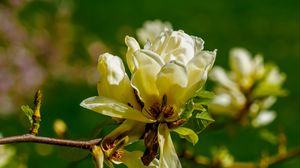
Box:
0 0 299 167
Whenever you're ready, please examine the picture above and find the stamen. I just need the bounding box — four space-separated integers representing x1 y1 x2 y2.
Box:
148 102 161 119
162 105 174 119
111 149 125 161
102 139 116 150
167 118 187 129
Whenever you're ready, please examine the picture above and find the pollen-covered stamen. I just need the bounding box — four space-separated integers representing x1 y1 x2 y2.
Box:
146 102 161 119
162 105 174 119
111 149 125 161
145 95 176 121
167 118 187 129
102 139 116 150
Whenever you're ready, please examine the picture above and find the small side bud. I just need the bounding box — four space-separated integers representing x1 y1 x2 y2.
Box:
30 89 43 135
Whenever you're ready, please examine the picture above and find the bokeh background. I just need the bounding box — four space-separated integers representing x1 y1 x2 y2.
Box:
0 0 299 167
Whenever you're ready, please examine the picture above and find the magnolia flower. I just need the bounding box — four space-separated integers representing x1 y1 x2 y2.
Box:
81 30 216 167
137 20 173 45
92 120 158 168
209 48 286 126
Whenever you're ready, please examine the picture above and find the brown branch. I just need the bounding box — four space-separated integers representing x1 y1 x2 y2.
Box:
0 134 101 150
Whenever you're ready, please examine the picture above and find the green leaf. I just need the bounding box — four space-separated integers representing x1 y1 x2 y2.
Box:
180 99 194 119
195 110 215 122
193 103 207 112
181 90 215 119
172 127 199 145
21 105 34 125
184 109 215 134
180 90 215 133
192 90 215 105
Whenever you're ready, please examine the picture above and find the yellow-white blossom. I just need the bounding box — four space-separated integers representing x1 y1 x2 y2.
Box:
209 48 286 126
92 120 158 168
81 29 216 167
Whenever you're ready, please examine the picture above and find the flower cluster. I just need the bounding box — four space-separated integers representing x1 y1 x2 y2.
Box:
209 48 286 127
81 29 216 167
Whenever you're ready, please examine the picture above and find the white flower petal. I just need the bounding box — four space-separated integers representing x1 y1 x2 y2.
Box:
103 120 145 145
265 66 285 86
212 93 232 107
156 61 188 107
120 150 159 168
97 53 140 109
137 50 165 67
131 51 162 106
187 50 216 87
80 96 154 123
150 30 197 64
230 48 253 77
125 36 141 73
253 54 265 80
179 50 216 104
137 20 173 45
252 110 277 127
261 96 277 109
209 93 235 115
230 89 247 109
192 35 204 54
229 48 254 89
210 66 238 91
158 123 182 168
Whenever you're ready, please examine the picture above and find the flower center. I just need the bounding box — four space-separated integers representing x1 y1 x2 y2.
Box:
101 135 129 163
144 95 176 121
110 149 125 161
146 102 175 121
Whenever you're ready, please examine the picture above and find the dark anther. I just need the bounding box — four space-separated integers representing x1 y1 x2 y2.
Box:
102 138 115 150
161 94 167 107
148 103 161 119
162 106 174 119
